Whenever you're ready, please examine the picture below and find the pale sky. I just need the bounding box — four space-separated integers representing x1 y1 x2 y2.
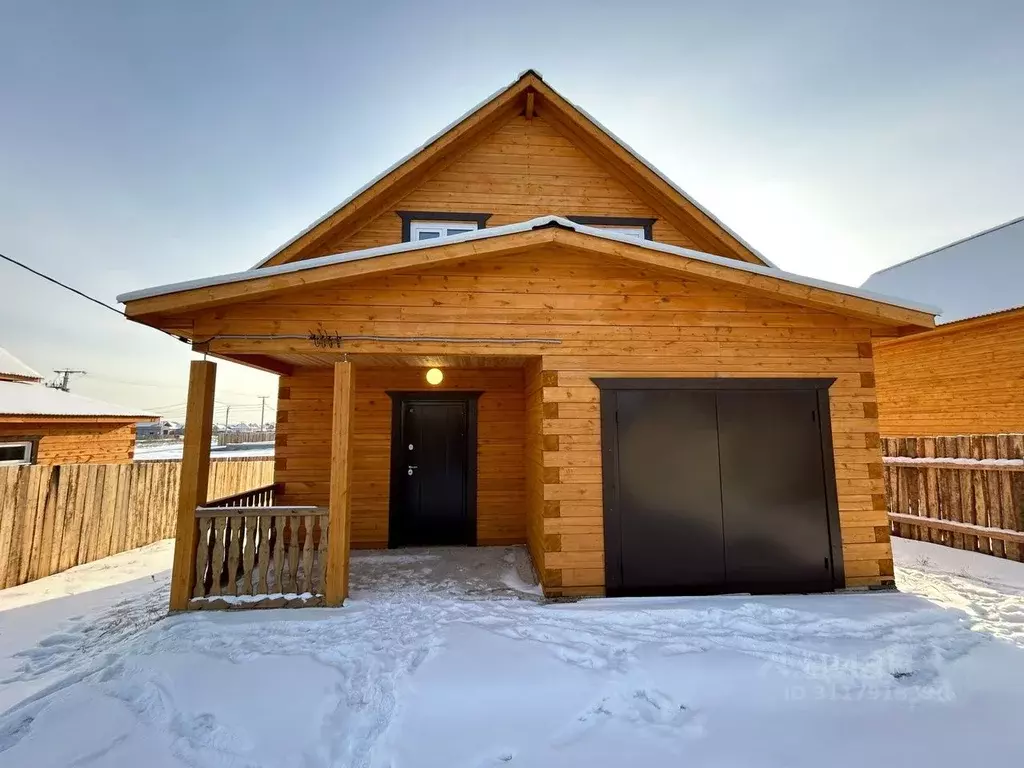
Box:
1 0 1021 423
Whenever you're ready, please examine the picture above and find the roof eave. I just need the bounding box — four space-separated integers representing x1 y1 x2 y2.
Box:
120 216 936 329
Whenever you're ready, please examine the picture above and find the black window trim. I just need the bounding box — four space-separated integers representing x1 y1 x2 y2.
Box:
567 216 657 240
397 211 493 243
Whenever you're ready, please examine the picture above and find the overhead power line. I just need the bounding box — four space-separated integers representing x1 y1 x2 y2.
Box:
0 252 125 317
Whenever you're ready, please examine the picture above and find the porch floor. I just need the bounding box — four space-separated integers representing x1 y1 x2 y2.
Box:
349 545 543 602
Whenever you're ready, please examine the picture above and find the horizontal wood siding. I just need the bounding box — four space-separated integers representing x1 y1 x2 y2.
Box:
275 367 526 548
201 248 893 592
874 311 1024 436
321 115 703 256
0 422 138 464
524 359 546 579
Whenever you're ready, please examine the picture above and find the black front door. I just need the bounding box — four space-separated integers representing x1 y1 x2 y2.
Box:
388 393 479 547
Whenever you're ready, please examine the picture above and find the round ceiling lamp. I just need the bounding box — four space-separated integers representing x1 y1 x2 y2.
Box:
425 368 444 386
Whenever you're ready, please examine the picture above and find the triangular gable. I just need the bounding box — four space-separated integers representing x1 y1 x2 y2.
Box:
254 70 772 269
121 217 935 329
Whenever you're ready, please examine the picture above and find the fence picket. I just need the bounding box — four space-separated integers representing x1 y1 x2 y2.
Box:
0 458 273 590
886 434 1024 560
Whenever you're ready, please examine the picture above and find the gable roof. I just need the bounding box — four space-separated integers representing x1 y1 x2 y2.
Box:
861 216 1024 325
253 69 774 270
0 379 156 420
0 346 42 382
119 216 937 328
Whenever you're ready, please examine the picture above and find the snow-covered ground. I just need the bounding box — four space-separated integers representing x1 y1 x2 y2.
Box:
1 539 1023 767
134 441 275 460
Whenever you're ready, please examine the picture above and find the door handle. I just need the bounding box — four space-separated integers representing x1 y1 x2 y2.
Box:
407 465 418 476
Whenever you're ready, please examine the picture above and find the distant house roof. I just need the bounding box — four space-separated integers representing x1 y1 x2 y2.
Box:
0 380 157 420
0 346 42 382
861 216 1024 325
118 215 940 323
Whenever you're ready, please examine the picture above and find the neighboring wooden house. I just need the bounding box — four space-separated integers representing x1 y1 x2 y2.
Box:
118 70 936 610
0 347 156 464
862 216 1024 437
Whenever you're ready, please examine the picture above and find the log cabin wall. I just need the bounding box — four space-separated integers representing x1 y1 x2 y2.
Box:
309 115 720 259
0 422 138 464
873 309 1024 437
524 358 547 576
275 366 526 548
201 247 895 593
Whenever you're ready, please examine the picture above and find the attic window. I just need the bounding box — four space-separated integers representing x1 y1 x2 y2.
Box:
0 440 33 466
567 216 656 241
397 211 492 243
592 226 645 240
410 221 478 241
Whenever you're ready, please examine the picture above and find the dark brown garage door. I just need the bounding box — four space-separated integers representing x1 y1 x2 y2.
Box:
597 379 843 596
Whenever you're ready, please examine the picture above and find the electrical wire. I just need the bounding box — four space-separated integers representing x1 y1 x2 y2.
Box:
0 252 125 317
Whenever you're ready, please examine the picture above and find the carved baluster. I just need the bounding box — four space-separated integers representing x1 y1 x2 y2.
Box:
288 517 301 595
301 515 315 593
226 516 240 596
210 517 225 597
276 516 289 594
193 516 211 599
257 515 271 594
316 513 329 596
243 516 257 594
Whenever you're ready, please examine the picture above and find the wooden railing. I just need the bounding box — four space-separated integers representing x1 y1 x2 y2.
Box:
191 485 329 608
204 483 277 509
883 435 1024 561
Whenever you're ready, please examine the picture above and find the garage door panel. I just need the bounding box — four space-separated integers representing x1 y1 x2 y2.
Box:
616 390 724 590
717 390 834 591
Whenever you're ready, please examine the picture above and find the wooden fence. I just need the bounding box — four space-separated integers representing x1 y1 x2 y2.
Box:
217 431 275 446
0 457 274 589
883 435 1024 561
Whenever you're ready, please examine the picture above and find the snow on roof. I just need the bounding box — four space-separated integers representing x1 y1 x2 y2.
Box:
117 215 940 317
861 216 1024 325
0 346 42 381
0 380 156 419
250 70 776 269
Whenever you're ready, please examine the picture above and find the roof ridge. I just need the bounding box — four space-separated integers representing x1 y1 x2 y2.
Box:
867 215 1024 280
0 345 43 381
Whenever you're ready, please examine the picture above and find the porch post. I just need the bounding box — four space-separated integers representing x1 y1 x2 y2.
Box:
325 360 355 606
169 360 217 611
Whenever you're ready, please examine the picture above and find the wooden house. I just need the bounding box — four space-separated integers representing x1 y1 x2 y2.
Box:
118 71 936 610
0 346 156 464
862 216 1024 437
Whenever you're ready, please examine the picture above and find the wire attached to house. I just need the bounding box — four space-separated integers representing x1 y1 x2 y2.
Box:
0 251 126 317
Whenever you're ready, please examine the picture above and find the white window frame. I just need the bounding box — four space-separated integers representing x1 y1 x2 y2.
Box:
0 440 34 466
409 220 480 242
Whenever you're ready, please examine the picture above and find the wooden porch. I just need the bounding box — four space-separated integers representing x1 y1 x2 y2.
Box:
170 355 537 611
170 358 356 610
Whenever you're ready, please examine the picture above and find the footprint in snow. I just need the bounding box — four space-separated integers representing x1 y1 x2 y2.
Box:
551 687 705 748
465 748 516 766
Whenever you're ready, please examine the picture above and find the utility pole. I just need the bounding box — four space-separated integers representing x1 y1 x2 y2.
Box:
48 369 86 392
224 404 230 428
258 396 269 429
